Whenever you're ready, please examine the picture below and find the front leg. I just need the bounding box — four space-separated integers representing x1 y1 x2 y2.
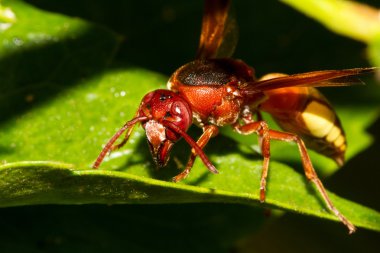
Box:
173 125 219 182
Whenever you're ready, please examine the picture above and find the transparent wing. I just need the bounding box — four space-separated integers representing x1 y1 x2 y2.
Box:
242 68 375 94
196 0 238 59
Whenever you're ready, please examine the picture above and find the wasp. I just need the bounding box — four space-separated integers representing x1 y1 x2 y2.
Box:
93 0 374 233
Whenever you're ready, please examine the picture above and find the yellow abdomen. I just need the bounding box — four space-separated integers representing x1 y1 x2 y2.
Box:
260 86 346 166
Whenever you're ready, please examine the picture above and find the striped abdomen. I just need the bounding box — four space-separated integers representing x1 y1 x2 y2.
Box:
259 85 346 166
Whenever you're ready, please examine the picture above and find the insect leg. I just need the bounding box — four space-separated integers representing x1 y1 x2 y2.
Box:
172 125 219 182
255 112 264 153
266 130 356 233
233 121 271 203
234 121 355 233
241 109 264 148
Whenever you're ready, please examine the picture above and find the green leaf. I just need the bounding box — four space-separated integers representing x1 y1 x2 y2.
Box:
0 158 379 232
1 0 379 238
0 0 120 122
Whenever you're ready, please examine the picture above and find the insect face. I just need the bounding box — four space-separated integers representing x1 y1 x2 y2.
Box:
139 89 193 167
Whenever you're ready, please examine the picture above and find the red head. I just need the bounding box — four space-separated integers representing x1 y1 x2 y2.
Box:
93 89 216 171
138 89 192 167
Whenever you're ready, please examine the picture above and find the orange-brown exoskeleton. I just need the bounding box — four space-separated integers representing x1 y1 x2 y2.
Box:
93 0 375 234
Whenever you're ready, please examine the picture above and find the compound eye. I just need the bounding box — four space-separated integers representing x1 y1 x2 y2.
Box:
171 102 183 116
170 101 192 128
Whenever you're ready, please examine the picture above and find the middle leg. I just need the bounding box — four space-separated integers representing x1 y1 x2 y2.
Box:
233 121 270 202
